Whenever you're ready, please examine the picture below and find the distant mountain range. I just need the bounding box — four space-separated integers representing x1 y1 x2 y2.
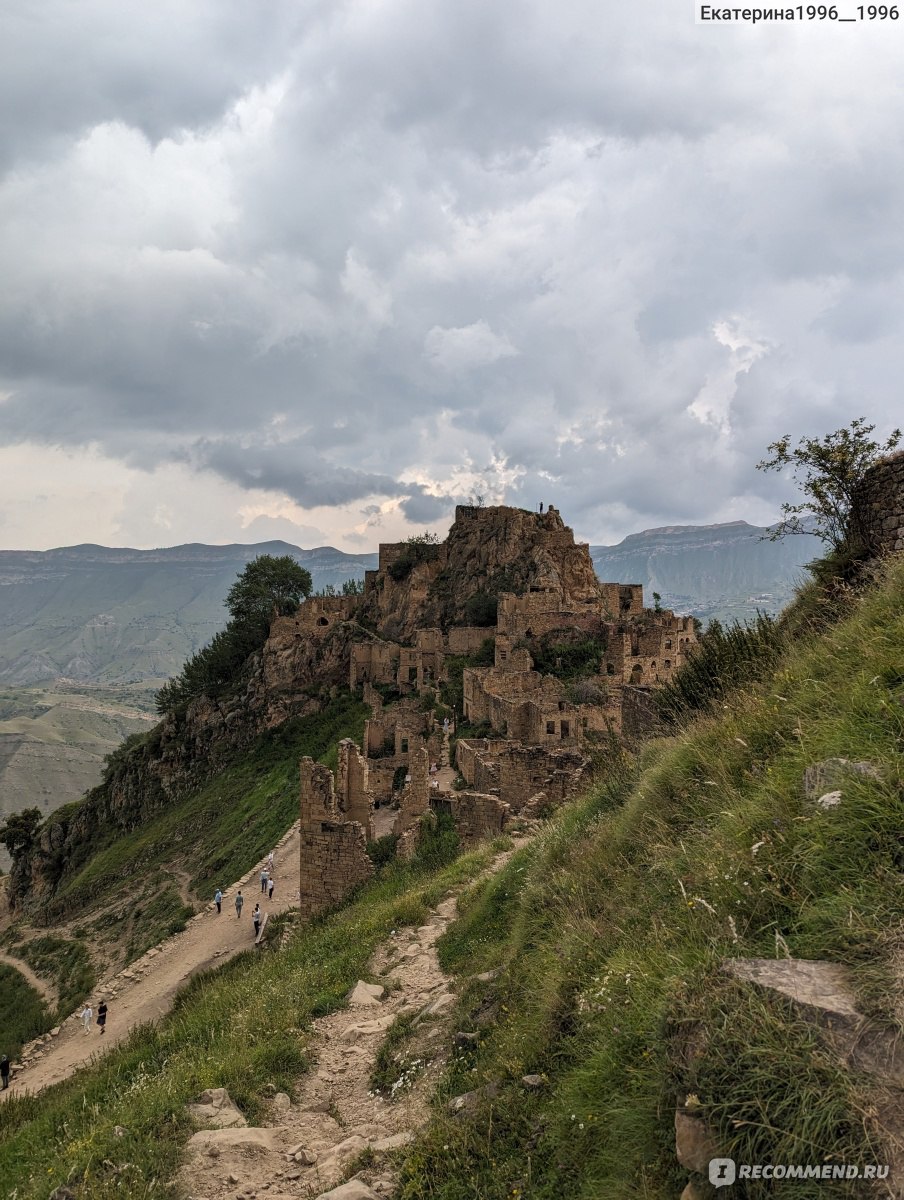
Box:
0 523 821 841
0 541 377 687
590 520 820 626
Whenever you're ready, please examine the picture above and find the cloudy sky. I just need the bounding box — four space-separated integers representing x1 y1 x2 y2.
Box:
1 2 901 552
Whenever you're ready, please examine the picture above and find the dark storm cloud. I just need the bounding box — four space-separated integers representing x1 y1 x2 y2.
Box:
1 1 903 545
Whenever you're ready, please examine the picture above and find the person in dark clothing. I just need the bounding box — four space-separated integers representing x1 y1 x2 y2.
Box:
97 1000 108 1034
252 903 261 938
268 877 274 901
1 1054 10 1088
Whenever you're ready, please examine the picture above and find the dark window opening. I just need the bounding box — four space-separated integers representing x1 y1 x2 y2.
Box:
546 721 555 735
317 617 329 627
560 720 570 738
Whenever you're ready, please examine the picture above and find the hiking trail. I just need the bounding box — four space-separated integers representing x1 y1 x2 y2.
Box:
178 835 528 1200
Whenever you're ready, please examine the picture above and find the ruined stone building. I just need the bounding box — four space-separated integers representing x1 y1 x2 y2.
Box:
296 503 699 917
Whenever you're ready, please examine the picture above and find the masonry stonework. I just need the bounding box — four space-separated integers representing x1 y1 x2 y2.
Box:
851 451 904 556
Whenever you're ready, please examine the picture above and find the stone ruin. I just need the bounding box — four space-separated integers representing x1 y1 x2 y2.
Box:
296 503 701 917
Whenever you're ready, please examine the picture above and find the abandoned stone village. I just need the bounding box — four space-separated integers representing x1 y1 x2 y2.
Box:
281 503 698 917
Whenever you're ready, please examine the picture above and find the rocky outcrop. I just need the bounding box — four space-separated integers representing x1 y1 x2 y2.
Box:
359 505 604 642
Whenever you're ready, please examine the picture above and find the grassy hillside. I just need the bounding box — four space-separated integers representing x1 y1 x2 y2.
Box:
0 833 501 1199
397 556 904 1198
47 693 370 922
1 556 900 1198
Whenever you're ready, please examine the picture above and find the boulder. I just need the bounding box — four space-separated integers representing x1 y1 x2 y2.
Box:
803 758 882 800
453 1031 479 1049
340 1015 395 1042
349 980 385 1007
722 958 859 1019
815 790 843 810
187 1087 247 1129
312 1133 370 1178
418 992 456 1020
313 1182 379 1200
674 1110 720 1174
474 970 499 984
371 1131 414 1152
272 1091 292 1115
723 956 904 1086
521 1074 546 1090
186 1127 278 1155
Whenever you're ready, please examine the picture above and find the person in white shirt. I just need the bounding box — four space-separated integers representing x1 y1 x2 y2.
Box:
81 1004 93 1034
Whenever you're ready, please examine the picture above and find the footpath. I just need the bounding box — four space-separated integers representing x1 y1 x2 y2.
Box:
178 836 526 1200
1 821 301 1099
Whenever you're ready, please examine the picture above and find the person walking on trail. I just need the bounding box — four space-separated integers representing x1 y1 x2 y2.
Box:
268 876 274 901
235 890 244 918
1 1054 10 1089
260 868 268 894
81 1003 93 1035
214 888 223 914
252 903 261 938
97 1000 108 1035
267 850 274 873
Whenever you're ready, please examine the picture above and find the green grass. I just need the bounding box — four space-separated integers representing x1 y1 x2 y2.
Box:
0 964 49 1061
0 837 500 1199
398 556 904 1199
14 936 96 1020
49 693 368 919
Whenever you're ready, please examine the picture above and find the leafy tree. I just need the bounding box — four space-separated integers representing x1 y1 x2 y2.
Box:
757 419 901 549
0 807 42 857
226 555 313 626
155 555 313 715
341 577 365 596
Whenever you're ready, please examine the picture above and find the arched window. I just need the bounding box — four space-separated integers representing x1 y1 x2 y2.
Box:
317 617 329 627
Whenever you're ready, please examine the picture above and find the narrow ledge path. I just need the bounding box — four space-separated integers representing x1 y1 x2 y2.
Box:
1 821 302 1100
0 949 58 1011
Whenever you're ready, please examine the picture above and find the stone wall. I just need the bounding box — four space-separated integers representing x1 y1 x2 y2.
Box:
298 822 374 918
447 790 510 845
298 755 375 918
621 685 662 741
850 450 904 556
456 739 588 812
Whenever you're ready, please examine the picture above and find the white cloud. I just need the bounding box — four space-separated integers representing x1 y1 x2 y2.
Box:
424 320 518 372
0 0 902 549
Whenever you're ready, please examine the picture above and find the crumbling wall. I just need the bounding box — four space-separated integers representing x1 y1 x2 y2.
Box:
850 450 904 556
621 685 662 741
398 744 431 834
298 755 374 919
448 791 510 845
350 641 399 689
456 740 588 812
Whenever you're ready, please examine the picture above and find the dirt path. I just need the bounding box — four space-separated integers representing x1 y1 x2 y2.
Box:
178 836 526 1200
1 822 301 1099
0 949 58 1010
